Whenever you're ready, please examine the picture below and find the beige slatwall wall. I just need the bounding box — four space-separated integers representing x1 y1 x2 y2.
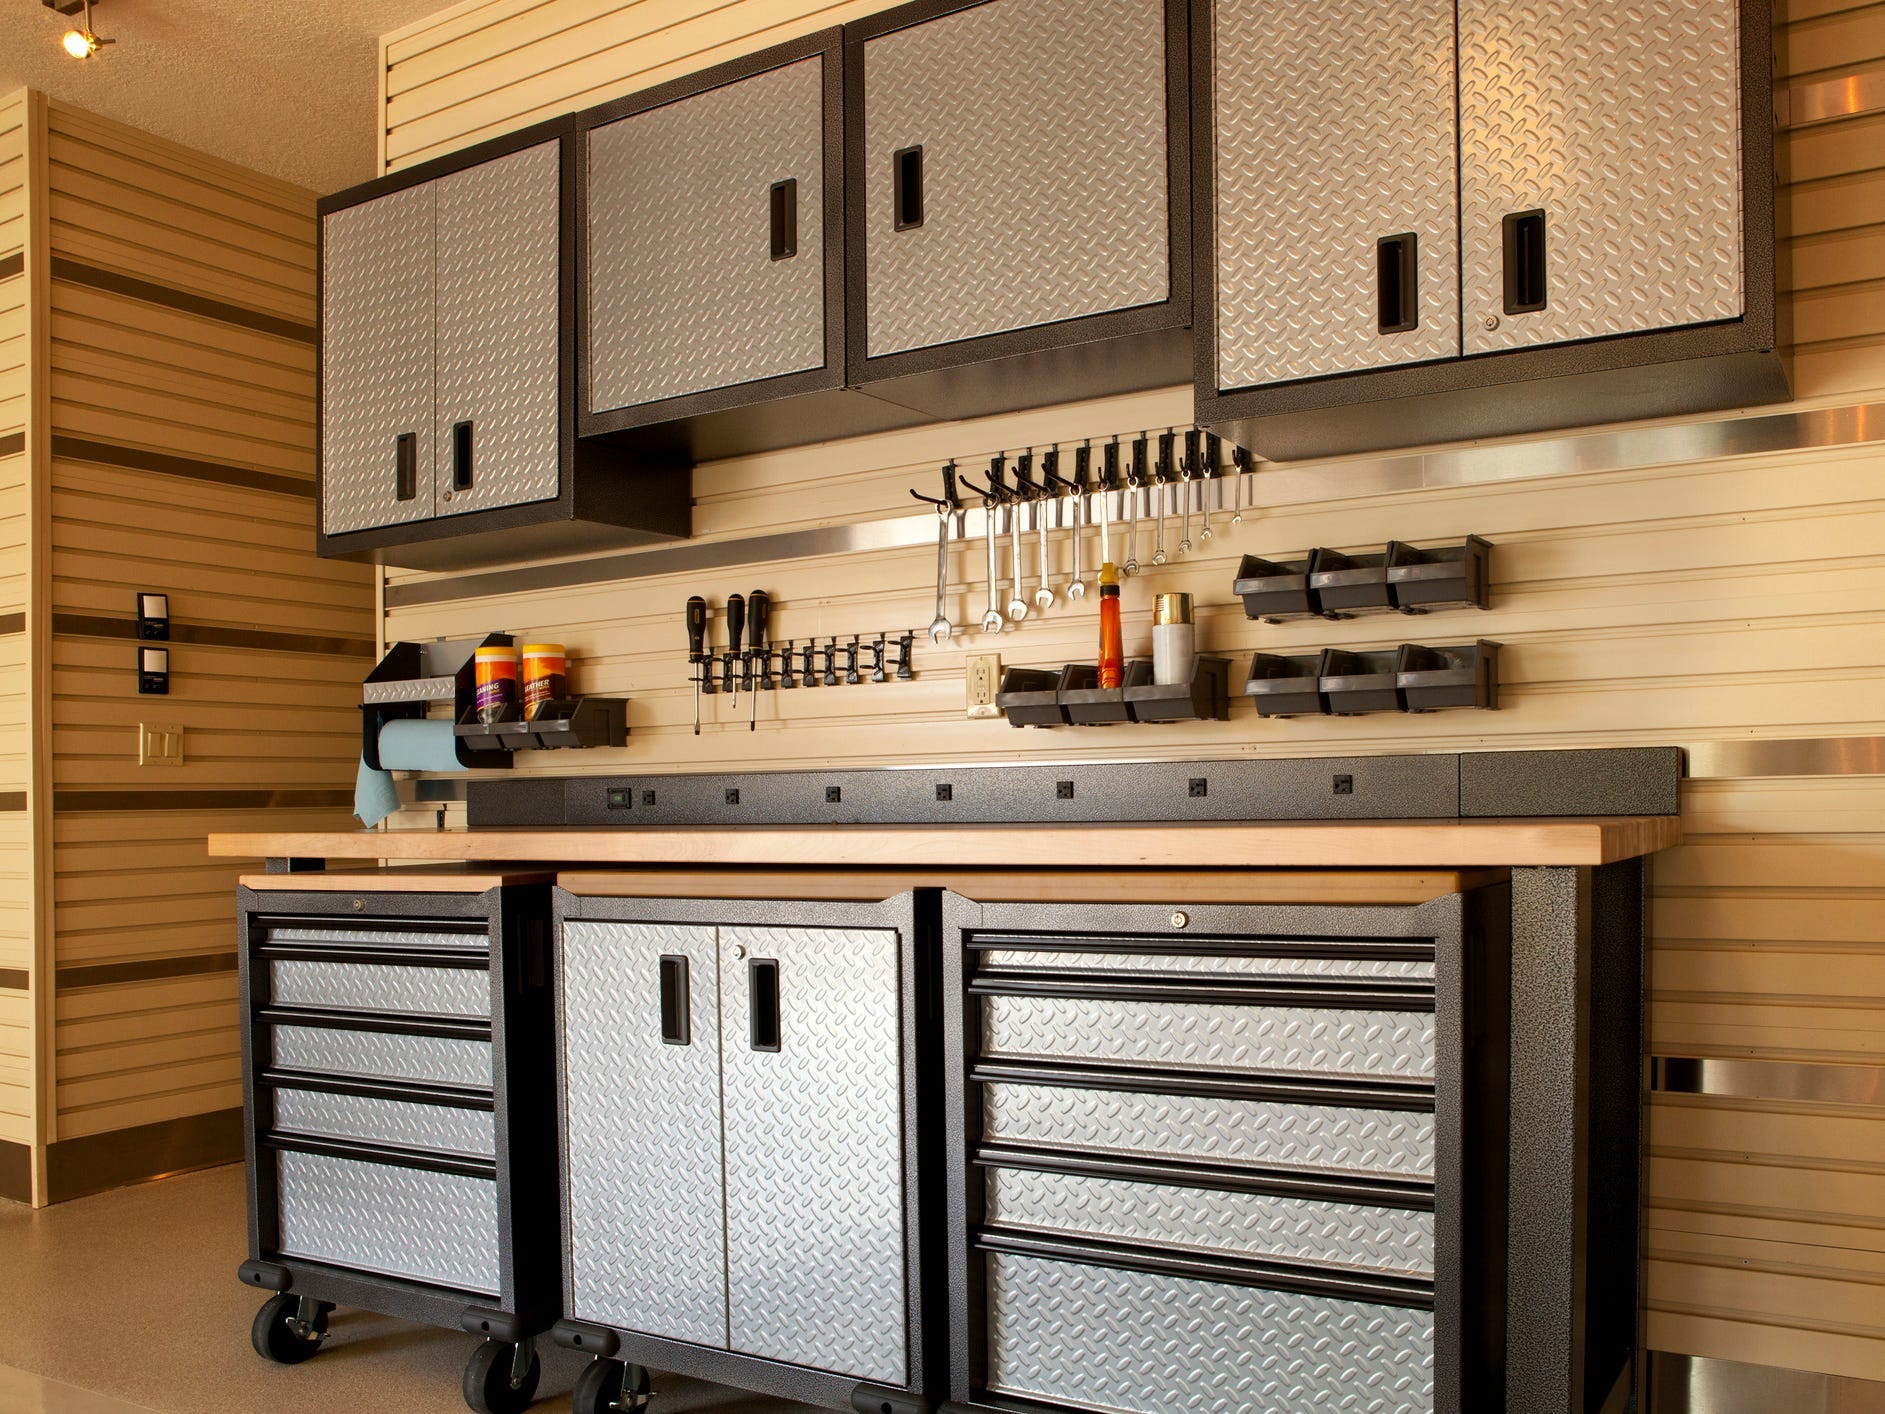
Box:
37 101 373 1157
0 87 36 1158
380 0 1885 1381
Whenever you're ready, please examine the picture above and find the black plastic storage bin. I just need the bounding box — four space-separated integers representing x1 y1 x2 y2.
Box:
1388 537 1493 612
1244 651 1329 717
235 875 560 1414
1308 546 1399 615
1124 656 1232 723
1399 640 1502 712
1061 660 1154 725
455 697 630 753
997 666 1073 728
1232 553 1320 621
1320 647 1406 715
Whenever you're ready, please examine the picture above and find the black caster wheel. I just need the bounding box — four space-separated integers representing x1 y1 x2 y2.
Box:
464 1338 542 1414
250 1293 329 1365
571 1358 651 1414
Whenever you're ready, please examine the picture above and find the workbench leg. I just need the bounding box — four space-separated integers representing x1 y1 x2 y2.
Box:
1507 863 1646 1414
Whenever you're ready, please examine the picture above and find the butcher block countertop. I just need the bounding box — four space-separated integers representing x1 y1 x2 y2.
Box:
209 815 1679 870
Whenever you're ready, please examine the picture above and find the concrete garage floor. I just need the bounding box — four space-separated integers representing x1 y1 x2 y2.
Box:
0 1165 817 1414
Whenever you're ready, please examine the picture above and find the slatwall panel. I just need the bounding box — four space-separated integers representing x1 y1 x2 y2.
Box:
40 99 371 1151
0 86 37 1152
376 0 1885 1379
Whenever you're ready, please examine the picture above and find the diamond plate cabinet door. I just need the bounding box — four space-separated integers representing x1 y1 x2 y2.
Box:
320 181 436 535
1212 0 1460 389
1458 0 1744 354
560 921 728 1348
434 140 562 519
587 56 828 414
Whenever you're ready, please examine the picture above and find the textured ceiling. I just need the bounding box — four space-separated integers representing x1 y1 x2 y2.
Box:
0 0 445 194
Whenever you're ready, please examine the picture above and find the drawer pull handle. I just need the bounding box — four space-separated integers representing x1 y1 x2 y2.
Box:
769 178 798 261
450 418 473 491
1502 209 1548 315
394 432 417 502
1375 232 1419 334
659 954 691 1047
748 957 781 1052
893 145 924 231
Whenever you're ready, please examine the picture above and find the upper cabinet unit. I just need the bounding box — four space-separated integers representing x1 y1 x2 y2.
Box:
1196 0 1789 461
846 0 1192 420
579 31 923 461
318 120 689 569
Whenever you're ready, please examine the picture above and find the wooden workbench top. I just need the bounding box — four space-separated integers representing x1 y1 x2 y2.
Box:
209 816 1679 869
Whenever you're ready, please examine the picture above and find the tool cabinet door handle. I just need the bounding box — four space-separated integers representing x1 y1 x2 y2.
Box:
892 145 924 231
394 432 417 502
1502 209 1548 315
1375 232 1419 334
769 178 798 261
659 955 691 1046
450 419 474 491
748 957 781 1052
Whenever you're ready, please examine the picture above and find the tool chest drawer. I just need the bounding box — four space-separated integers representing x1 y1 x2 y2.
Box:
266 960 490 1018
268 1024 494 1089
270 1087 496 1159
274 1148 501 1296
983 1250 1435 1414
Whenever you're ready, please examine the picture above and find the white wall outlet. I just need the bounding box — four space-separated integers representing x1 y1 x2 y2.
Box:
965 654 1002 719
138 722 184 767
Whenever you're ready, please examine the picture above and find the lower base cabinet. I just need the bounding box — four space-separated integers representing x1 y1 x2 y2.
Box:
233 875 561 1414
550 885 945 1414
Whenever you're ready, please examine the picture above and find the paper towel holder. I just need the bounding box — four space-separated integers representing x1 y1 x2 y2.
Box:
361 635 513 772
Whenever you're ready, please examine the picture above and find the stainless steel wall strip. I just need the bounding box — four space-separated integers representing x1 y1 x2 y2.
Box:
1648 1351 1885 1413
1651 1057 1885 1107
384 401 1885 609
1683 736 1885 779
1781 70 1885 129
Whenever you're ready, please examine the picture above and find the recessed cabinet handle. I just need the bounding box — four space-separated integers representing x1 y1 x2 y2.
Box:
1376 232 1419 335
893 145 924 231
659 955 691 1047
451 419 474 491
394 432 417 502
769 178 798 261
1502 209 1548 315
748 957 781 1052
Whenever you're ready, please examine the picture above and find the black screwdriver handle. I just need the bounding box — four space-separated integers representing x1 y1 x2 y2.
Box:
747 591 770 693
724 594 745 695
686 596 707 660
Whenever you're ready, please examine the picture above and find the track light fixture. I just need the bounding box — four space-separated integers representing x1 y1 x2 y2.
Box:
42 0 113 59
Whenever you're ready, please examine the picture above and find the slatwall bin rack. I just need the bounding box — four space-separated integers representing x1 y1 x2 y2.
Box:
455 698 629 754
363 635 512 772
1244 651 1329 718
1237 538 1493 622
999 658 1229 728
1400 641 1501 713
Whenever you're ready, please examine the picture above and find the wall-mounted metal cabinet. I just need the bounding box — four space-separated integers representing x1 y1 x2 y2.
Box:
1195 0 1789 461
549 887 944 1414
317 120 689 570
845 0 1192 420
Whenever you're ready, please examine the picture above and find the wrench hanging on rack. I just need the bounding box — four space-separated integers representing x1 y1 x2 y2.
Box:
1069 443 1089 599
1153 431 1173 566
1125 433 1146 575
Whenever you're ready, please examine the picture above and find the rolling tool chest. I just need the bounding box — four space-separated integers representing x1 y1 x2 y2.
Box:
939 881 1512 1414
549 876 947 1414
234 873 561 1414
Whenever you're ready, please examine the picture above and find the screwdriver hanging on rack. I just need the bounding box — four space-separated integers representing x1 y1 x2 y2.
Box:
686 595 709 735
723 593 744 705
747 590 769 731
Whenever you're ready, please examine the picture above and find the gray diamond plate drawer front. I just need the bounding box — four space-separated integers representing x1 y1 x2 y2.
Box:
861 0 1169 357
275 1150 500 1296
984 1166 1435 1279
980 948 1435 982
272 1088 496 1159
983 1083 1435 1180
321 181 436 535
560 921 727 1349
981 996 1435 1079
1458 0 1743 355
266 926 487 952
984 1251 1435 1414
434 140 562 519
1213 0 1460 389
267 961 489 1018
721 925 907 1385
270 1026 493 1090
588 56 827 412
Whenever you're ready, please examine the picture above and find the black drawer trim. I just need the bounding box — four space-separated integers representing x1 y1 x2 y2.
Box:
257 942 491 970
258 1005 492 1042
976 1228 1435 1311
970 971 1435 1011
258 914 490 937
971 1057 1435 1112
258 1068 496 1110
968 931 1438 963
975 1142 1434 1212
263 1131 498 1181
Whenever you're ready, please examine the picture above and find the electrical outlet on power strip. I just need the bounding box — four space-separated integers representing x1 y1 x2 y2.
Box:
138 722 184 767
965 654 1002 719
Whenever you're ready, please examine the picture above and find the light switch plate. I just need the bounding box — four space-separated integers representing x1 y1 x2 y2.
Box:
139 722 183 767
965 654 1001 719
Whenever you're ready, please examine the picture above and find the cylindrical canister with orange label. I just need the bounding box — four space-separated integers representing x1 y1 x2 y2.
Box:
521 643 568 719
474 645 520 724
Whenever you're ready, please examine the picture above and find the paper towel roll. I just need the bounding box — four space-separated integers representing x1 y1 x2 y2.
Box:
354 718 468 827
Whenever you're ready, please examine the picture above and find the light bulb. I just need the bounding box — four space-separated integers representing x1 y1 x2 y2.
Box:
62 28 98 58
